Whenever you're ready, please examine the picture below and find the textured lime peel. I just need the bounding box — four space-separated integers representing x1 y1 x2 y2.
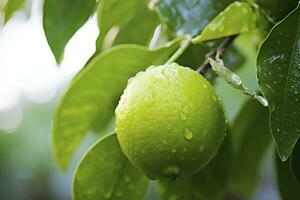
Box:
208 58 268 107
116 63 226 180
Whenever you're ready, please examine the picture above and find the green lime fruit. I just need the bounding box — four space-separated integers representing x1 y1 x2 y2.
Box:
115 63 226 179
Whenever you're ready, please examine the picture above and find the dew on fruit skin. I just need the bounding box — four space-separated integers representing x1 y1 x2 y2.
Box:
163 166 180 176
212 95 218 102
162 139 168 145
203 84 208 89
184 129 193 140
166 125 171 130
116 190 123 197
199 145 204 152
169 195 179 200
104 193 111 199
171 149 177 153
283 131 287 135
180 113 187 120
124 176 131 182
129 184 134 189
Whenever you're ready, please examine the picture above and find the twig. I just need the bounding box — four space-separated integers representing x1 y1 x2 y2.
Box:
196 35 238 75
165 37 191 65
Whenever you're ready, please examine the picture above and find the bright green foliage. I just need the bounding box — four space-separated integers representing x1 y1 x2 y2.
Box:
155 0 234 36
192 2 258 43
43 0 96 63
116 63 226 179
1 0 25 24
53 39 181 171
41 0 300 199
73 134 148 200
112 6 158 46
257 4 300 161
158 137 231 200
96 0 158 52
229 100 271 197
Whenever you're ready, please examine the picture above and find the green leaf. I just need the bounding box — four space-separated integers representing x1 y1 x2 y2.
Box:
276 155 300 200
291 141 300 182
257 4 300 161
158 136 231 200
1 0 25 24
73 134 148 200
96 0 158 51
255 0 299 21
155 0 234 36
43 0 96 63
192 2 258 43
53 39 181 171
112 6 159 46
229 99 271 197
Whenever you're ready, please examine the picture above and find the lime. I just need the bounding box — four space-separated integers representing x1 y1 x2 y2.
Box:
116 63 226 179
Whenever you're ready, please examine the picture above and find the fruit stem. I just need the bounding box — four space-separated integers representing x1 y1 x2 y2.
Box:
196 35 238 75
165 37 191 65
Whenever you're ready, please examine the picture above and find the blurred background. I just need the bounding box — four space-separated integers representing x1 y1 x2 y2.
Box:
0 0 281 199
0 0 99 199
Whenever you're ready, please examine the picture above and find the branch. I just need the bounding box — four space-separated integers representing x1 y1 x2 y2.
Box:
196 35 238 75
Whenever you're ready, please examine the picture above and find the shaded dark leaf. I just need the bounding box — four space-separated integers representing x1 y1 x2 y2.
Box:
155 0 234 36
257 4 300 161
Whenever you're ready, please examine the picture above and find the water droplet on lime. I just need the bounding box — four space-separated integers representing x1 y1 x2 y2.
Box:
124 176 131 182
184 129 193 140
180 113 187 120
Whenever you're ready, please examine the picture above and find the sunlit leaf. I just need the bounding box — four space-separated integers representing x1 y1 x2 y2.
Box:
192 2 258 43
257 4 300 161
43 0 96 63
229 99 271 197
155 0 234 36
1 0 25 24
73 134 148 200
53 39 181 170
96 0 158 51
158 137 231 200
112 6 158 47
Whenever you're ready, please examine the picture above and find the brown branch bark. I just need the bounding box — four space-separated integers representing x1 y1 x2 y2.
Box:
196 35 238 75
